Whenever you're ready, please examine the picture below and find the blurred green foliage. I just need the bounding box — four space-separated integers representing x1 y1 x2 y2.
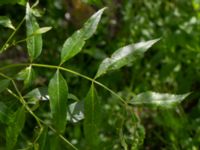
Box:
0 0 200 149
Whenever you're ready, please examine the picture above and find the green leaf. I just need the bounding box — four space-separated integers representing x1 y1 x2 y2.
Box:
0 79 10 93
0 0 27 5
16 66 35 88
84 83 100 149
95 39 160 79
26 3 42 61
60 7 106 64
129 91 190 108
48 70 68 133
31 26 52 35
0 16 15 30
38 127 48 150
0 102 11 124
6 106 26 150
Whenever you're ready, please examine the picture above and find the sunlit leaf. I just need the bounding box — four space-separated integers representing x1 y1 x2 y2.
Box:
60 7 106 64
0 79 10 93
26 3 42 61
84 83 100 148
95 39 160 79
16 66 35 88
129 91 190 108
0 16 15 30
67 100 84 123
48 70 68 133
31 26 52 35
6 106 25 150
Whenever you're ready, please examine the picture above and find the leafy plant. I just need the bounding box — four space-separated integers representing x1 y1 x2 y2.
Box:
0 1 192 150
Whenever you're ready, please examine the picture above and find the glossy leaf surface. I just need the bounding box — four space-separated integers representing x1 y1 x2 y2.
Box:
26 3 42 61
95 39 160 78
130 91 190 108
48 70 68 133
60 8 106 64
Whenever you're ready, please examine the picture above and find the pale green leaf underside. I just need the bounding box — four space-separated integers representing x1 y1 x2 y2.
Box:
84 83 100 148
0 16 15 30
26 3 42 61
130 91 190 108
60 7 106 64
48 70 68 133
95 39 160 79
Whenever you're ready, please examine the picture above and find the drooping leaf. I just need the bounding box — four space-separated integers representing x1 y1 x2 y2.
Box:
6 106 26 150
67 100 84 123
16 66 35 88
0 79 10 93
26 3 42 61
60 7 106 64
0 16 15 30
48 70 68 133
84 83 100 149
95 39 160 79
129 91 190 108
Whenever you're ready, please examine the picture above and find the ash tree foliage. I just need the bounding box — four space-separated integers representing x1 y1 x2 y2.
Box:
0 0 199 149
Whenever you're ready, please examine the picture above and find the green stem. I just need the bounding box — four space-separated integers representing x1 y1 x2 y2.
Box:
31 63 127 105
0 17 25 53
0 63 128 105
